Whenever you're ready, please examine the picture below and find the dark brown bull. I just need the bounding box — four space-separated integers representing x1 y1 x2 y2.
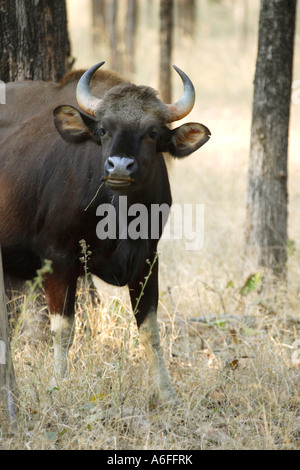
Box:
0 62 210 403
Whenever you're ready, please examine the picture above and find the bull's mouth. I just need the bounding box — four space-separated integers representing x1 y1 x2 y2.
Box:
102 176 135 188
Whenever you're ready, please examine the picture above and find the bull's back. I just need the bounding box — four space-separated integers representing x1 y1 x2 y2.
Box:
0 69 126 141
0 68 128 279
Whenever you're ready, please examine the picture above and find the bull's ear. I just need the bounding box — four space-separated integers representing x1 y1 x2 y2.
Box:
165 122 211 158
53 105 96 143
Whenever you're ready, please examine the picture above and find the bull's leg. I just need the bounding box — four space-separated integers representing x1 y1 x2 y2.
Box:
129 254 177 404
44 268 77 385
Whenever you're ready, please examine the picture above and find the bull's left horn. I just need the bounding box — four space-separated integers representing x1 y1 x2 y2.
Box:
166 66 195 123
76 61 105 116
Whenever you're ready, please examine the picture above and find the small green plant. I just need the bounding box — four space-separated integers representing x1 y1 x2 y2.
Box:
79 239 92 277
115 253 158 405
109 299 125 319
240 272 262 296
133 253 158 316
79 239 92 333
287 239 296 256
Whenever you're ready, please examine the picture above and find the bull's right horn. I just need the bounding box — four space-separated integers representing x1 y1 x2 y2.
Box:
165 66 196 123
76 61 104 116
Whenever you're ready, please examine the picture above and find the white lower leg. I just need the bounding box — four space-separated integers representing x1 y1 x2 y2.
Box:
50 315 75 384
139 311 176 403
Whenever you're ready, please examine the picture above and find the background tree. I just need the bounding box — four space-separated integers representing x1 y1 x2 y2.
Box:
177 0 196 39
159 0 174 104
106 0 122 73
125 0 138 76
91 0 138 76
244 0 297 279
91 0 107 48
0 0 71 82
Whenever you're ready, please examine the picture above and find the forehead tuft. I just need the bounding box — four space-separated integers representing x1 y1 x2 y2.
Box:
94 84 170 124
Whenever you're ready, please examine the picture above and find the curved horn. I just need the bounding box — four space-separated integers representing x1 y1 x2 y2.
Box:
166 66 196 123
76 61 105 116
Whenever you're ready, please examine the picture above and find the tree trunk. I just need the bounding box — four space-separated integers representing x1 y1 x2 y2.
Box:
159 0 174 104
107 0 122 72
0 0 71 82
244 0 297 278
177 0 196 39
91 0 107 48
125 0 138 76
0 248 18 434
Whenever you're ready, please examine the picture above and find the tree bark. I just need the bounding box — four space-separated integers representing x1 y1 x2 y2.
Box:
91 0 107 48
107 0 122 72
177 0 196 39
0 0 71 82
244 0 297 278
159 0 174 104
125 0 138 76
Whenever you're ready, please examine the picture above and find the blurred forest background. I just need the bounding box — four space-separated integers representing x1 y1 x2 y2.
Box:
67 0 266 104
66 0 300 287
1 0 299 283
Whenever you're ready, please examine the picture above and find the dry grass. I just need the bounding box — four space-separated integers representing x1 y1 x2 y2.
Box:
1 0 300 450
2 276 299 450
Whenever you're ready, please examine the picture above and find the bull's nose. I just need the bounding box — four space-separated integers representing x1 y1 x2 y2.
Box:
105 156 136 178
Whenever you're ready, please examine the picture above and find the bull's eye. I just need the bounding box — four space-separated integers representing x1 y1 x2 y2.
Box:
95 127 106 137
148 129 159 141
